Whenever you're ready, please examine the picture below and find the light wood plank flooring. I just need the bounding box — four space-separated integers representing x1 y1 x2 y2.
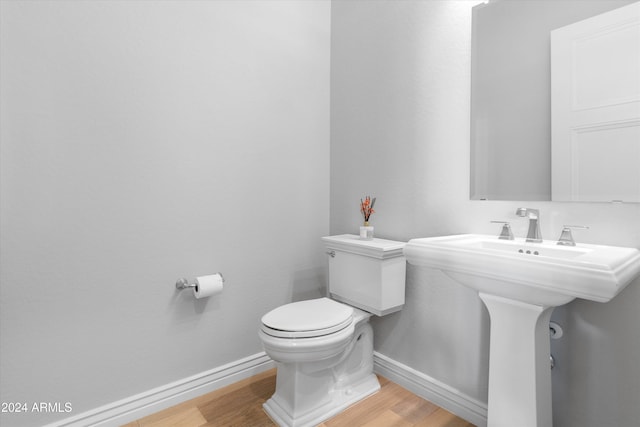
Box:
123 369 475 427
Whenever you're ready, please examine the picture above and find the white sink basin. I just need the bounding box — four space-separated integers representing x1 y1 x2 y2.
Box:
405 234 640 427
404 234 640 306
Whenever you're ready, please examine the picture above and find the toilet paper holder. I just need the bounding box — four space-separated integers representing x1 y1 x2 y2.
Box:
175 274 225 291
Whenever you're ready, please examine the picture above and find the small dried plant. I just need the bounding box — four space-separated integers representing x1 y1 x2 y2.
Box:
360 196 376 225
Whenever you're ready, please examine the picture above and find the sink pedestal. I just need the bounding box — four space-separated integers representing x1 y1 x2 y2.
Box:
480 293 555 427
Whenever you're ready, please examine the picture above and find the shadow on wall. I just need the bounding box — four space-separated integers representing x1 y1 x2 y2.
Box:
290 267 327 303
371 265 491 402
552 278 640 426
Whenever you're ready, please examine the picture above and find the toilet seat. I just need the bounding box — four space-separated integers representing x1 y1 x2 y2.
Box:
261 298 354 339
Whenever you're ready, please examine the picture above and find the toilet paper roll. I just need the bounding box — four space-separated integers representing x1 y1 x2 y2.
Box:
193 273 224 299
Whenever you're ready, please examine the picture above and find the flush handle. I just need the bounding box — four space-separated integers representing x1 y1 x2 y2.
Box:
326 250 336 258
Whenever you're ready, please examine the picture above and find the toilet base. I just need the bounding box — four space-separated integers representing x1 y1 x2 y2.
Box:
262 311 378 427
263 373 380 427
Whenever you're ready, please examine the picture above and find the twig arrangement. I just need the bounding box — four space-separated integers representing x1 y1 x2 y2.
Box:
360 196 376 224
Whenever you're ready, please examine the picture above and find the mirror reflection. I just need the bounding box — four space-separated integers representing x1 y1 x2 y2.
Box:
470 0 640 202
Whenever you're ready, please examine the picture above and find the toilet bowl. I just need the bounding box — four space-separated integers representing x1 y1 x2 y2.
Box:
260 297 356 363
259 235 406 427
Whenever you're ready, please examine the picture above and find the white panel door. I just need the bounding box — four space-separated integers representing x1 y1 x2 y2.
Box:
551 1 640 202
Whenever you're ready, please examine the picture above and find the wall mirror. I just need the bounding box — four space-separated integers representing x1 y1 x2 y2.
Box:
470 0 640 202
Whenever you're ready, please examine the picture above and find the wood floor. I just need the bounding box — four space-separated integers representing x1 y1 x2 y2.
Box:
123 369 475 427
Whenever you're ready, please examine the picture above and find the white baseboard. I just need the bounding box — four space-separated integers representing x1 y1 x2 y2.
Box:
43 350 486 427
373 352 488 427
43 352 275 427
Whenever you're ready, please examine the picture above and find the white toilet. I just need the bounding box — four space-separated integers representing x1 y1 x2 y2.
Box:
259 234 406 427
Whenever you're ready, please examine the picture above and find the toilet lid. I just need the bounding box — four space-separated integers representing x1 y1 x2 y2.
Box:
261 298 354 338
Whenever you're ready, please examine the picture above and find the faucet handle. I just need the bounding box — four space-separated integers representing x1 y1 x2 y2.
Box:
491 221 514 240
557 225 589 246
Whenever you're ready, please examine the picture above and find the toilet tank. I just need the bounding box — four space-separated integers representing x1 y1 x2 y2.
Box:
322 234 406 316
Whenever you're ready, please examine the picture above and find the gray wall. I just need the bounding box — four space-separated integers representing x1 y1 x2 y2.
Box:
0 1 330 426
3 1 639 427
330 1 640 426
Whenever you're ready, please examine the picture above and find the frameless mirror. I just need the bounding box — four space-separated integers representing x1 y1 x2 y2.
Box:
470 0 640 202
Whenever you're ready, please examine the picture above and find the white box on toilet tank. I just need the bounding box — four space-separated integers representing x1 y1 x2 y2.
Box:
322 234 406 316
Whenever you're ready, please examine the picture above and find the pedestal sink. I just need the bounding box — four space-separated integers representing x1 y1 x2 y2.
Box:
404 234 640 427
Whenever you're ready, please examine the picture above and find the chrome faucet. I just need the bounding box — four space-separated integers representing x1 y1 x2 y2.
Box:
516 207 542 243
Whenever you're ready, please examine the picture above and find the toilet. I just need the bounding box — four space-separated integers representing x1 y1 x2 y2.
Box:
259 234 406 427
